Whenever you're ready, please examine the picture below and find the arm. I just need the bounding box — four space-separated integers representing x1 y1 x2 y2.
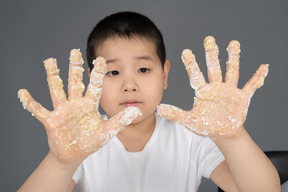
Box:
211 129 280 192
17 49 141 191
158 36 280 191
18 151 77 192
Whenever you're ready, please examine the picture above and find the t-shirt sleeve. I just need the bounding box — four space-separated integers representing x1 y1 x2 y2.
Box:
72 163 84 183
198 137 225 178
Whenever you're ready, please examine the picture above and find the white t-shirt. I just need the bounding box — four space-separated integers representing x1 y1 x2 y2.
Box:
73 114 224 192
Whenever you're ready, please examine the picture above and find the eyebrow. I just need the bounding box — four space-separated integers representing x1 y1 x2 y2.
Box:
106 58 119 64
135 56 154 62
106 56 154 64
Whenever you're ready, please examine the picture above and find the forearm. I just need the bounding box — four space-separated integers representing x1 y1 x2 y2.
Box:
18 151 79 192
215 128 280 192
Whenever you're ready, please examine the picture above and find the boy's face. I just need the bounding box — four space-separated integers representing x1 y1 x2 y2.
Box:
95 37 170 124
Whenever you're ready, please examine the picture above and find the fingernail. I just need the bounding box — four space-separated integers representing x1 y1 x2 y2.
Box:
44 58 59 75
18 89 29 109
70 49 84 65
181 49 194 64
92 57 107 74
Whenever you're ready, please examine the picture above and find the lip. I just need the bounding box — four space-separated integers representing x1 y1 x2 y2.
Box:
120 101 142 107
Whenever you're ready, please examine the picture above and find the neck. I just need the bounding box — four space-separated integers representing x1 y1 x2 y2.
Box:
117 113 156 152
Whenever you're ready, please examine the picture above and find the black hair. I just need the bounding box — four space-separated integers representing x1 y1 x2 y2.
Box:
86 11 166 70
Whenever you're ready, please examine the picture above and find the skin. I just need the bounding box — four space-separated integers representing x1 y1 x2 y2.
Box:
17 48 142 192
158 37 268 139
95 37 170 151
17 36 280 192
18 49 142 164
158 36 280 191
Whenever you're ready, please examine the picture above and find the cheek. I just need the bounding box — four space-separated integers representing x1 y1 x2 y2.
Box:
99 81 116 111
100 78 116 99
142 78 164 104
99 84 108 105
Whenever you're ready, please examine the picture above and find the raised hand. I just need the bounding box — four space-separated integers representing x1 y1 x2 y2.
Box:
18 49 141 164
158 36 268 139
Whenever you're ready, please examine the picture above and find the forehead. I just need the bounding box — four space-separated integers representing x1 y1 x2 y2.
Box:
95 36 158 59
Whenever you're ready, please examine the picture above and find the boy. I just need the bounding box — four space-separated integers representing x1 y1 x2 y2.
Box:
17 12 280 191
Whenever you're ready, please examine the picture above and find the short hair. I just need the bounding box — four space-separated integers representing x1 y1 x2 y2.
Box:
86 11 166 70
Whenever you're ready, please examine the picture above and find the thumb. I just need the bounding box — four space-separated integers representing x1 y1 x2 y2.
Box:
104 107 142 139
157 104 188 123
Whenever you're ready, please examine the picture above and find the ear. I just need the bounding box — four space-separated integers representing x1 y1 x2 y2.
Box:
163 60 170 90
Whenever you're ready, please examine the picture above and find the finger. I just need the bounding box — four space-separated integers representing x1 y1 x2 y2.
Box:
181 49 207 91
85 57 107 108
204 36 223 83
68 49 85 100
44 58 67 108
157 104 208 136
225 40 241 86
103 106 142 141
18 89 50 122
157 104 189 123
243 64 269 97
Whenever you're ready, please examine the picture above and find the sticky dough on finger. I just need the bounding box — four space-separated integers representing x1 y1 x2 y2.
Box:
85 57 107 106
44 58 67 108
18 89 50 121
181 49 207 91
225 40 241 86
204 36 222 83
68 49 85 100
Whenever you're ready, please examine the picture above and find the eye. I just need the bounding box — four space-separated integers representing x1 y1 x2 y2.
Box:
106 70 119 77
138 68 150 73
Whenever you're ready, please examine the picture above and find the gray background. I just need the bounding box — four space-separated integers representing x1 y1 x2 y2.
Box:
1 0 287 191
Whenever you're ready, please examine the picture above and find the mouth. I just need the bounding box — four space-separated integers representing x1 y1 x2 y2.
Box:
120 101 142 107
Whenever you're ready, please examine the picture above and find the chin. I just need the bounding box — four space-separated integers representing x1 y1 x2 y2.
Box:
131 112 156 125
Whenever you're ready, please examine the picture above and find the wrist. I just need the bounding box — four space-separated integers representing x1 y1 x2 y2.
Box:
213 127 246 147
46 151 81 173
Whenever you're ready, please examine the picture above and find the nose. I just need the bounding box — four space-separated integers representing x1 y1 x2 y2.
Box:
124 87 137 92
122 76 138 92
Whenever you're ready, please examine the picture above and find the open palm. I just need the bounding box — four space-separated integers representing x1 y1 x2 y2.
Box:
18 49 140 164
158 36 268 139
